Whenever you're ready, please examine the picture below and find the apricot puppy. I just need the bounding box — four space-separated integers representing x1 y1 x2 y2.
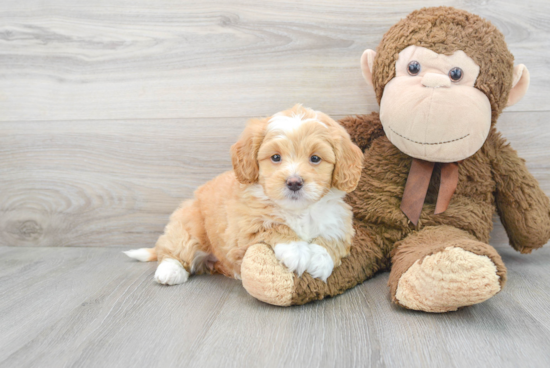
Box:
125 105 363 285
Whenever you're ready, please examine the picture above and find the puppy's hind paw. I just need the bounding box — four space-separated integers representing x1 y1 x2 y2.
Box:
155 259 189 285
274 241 311 276
306 244 334 282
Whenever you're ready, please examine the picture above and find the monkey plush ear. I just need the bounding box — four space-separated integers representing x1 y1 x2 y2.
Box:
231 118 267 184
360 49 377 87
507 64 530 107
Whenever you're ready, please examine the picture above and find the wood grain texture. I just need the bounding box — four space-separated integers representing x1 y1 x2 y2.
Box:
0 0 548 121
0 117 244 247
0 233 549 368
2 111 549 248
1 1 549 367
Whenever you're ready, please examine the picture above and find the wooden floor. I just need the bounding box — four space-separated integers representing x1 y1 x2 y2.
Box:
2 0 550 367
1 224 550 368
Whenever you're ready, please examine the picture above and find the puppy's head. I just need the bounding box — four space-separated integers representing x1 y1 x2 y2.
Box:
231 105 363 209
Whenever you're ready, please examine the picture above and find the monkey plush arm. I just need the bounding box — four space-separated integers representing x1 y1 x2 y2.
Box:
339 112 385 151
490 130 550 253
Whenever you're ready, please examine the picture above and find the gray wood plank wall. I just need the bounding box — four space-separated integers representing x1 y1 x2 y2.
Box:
1 0 550 248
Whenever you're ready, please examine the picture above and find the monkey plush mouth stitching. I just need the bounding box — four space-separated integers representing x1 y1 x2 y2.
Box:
390 127 470 146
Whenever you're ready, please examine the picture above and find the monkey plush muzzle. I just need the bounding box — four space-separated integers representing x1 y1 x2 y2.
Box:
379 45 492 163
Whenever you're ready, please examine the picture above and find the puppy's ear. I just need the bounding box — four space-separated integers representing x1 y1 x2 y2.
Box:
332 125 364 192
231 118 268 184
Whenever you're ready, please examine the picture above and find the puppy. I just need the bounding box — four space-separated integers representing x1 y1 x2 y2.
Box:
125 105 363 285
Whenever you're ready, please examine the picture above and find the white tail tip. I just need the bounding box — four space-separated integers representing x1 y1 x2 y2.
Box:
123 248 156 262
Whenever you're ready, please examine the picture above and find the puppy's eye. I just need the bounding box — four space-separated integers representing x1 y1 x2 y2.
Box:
407 61 421 76
271 154 281 163
310 155 321 164
449 67 463 82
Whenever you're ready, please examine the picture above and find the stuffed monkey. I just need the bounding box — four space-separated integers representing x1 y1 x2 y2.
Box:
240 7 550 312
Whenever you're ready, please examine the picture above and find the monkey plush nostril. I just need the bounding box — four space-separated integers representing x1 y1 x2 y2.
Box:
286 177 304 192
421 72 451 88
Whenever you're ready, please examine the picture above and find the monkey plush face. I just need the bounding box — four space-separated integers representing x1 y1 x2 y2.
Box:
378 45 491 162
360 7 531 163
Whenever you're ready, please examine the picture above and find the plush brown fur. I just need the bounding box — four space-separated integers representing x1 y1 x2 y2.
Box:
371 6 514 124
240 7 550 311
286 111 550 306
388 225 507 303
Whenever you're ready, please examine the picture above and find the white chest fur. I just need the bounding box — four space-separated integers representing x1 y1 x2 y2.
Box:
276 189 349 242
246 185 350 242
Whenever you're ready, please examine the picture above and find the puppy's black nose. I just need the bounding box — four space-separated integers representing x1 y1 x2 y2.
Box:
286 177 304 192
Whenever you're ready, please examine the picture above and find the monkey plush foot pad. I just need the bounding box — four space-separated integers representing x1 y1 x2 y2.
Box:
241 243 295 306
395 246 501 313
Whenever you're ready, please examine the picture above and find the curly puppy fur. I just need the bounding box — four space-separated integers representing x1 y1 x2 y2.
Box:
126 105 363 286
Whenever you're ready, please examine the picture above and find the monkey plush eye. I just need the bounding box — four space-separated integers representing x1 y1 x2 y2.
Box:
449 67 463 82
271 154 281 163
310 155 321 164
407 61 421 75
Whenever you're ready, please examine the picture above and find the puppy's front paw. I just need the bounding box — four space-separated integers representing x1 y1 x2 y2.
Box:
307 244 334 282
155 259 189 285
274 241 311 276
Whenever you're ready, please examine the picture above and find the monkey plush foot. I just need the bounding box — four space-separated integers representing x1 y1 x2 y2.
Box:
389 226 507 313
241 244 296 306
394 246 501 312
241 221 388 306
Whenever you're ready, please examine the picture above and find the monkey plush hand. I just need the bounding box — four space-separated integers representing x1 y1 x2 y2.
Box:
239 7 550 312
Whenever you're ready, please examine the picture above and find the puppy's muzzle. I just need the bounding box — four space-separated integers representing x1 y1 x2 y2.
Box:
286 177 304 192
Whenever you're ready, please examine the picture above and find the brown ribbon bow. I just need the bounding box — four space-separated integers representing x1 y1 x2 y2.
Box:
400 158 459 226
